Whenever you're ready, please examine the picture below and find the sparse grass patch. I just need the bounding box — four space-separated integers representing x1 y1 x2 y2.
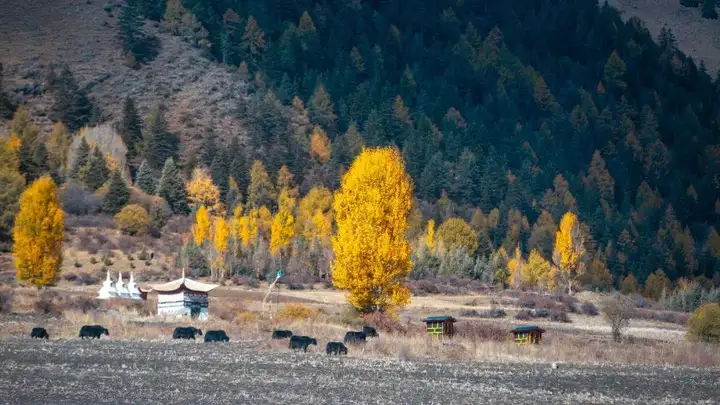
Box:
0 289 13 314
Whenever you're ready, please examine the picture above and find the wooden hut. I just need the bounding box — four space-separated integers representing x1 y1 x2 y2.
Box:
423 316 456 338
511 325 545 344
149 271 218 320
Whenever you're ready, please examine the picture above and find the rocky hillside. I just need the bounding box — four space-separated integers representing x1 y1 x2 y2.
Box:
0 0 247 151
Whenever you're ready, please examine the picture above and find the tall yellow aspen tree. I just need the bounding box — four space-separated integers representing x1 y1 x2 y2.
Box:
14 176 64 286
553 212 586 294
332 147 413 313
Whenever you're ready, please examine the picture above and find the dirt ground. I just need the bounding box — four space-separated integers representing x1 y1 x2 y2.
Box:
0 339 717 405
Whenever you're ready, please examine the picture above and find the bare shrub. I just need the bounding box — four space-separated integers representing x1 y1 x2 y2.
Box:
552 293 579 312
0 289 13 313
235 311 258 324
276 303 317 322
460 322 506 341
408 279 439 296
68 296 100 314
460 309 480 317
362 312 406 333
34 291 60 315
63 272 79 282
461 308 506 318
64 214 115 229
633 308 689 326
602 294 635 342
59 182 101 215
581 301 599 316
515 310 533 320
549 309 571 323
165 215 193 234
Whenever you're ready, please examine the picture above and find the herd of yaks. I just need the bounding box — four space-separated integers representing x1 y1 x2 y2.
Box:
28 324 379 356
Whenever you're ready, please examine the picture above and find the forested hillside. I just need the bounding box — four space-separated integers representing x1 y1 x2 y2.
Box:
1 0 720 301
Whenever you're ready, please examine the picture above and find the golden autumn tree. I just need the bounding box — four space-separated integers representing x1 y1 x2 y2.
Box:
552 212 586 294
192 205 211 246
425 219 435 249
309 125 331 163
436 217 478 254
237 214 258 248
186 168 222 214
332 147 413 313
212 216 230 278
309 209 332 247
506 246 525 289
296 186 333 236
270 190 295 257
13 176 64 287
524 249 554 289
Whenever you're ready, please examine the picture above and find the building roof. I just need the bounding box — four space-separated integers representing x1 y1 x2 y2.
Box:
149 276 219 293
423 316 456 322
511 325 545 333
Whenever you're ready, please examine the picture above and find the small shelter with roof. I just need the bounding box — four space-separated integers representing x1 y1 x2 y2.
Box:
148 270 219 320
423 315 456 338
511 325 545 344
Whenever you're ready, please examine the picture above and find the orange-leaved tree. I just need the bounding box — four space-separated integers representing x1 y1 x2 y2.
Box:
553 211 586 294
332 147 413 313
13 176 64 286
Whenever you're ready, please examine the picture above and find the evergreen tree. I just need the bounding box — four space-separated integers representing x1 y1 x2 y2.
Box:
71 137 91 181
229 139 249 199
49 66 97 132
118 0 143 54
145 105 178 171
241 16 266 66
702 0 718 19
201 130 218 167
135 159 155 194
156 157 188 215
118 97 143 170
0 63 14 120
309 84 337 135
210 150 230 200
418 152 448 200
102 171 130 214
85 147 110 191
453 148 481 205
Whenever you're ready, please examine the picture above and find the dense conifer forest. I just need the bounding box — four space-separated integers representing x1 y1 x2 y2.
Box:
2 0 720 301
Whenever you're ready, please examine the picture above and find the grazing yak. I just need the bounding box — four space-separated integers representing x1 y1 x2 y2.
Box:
326 342 348 355
363 326 379 338
30 327 49 339
343 331 367 344
204 330 230 342
289 335 317 352
271 330 293 339
173 327 203 340
79 325 109 339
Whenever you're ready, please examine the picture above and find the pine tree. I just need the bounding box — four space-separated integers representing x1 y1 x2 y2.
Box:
13 176 64 287
702 0 718 19
149 199 167 231
309 84 337 135
118 0 143 54
156 157 188 215
241 16 266 66
603 51 626 91
135 159 155 194
145 105 178 171
201 130 218 168
210 151 230 200
118 97 143 170
71 137 90 182
46 122 70 177
453 148 481 204
102 171 130 214
49 66 96 132
418 152 447 199
0 63 14 120
85 147 110 191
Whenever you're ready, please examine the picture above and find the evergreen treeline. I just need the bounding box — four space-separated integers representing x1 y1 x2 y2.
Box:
148 0 720 285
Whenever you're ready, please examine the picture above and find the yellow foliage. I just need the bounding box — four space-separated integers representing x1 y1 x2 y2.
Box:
276 303 318 322
331 147 413 313
524 249 555 289
46 122 70 172
0 135 21 170
552 212 586 294
13 176 64 287
309 126 331 162
425 219 435 249
255 205 272 236
506 247 525 288
309 210 332 247
436 217 478 253
114 204 149 236
687 303 720 343
192 205 211 246
235 311 258 324
213 216 230 266
270 190 295 256
237 214 258 248
296 186 333 236
186 168 222 214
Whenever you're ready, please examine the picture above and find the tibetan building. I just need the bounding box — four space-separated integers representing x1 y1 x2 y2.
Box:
149 271 219 320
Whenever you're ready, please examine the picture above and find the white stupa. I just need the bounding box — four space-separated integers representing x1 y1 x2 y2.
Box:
97 270 117 299
127 273 141 300
115 272 128 298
